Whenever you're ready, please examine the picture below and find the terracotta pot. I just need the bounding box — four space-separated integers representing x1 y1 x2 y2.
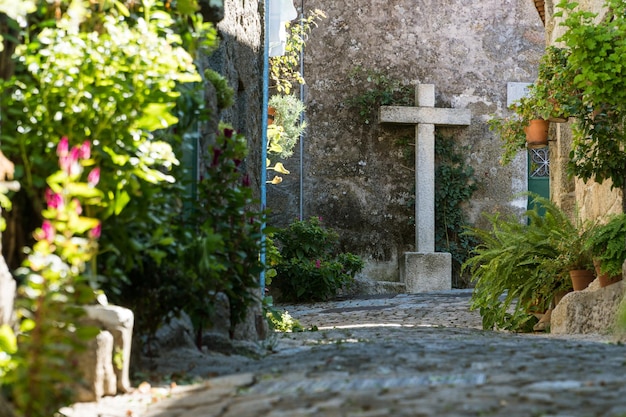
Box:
267 106 276 125
524 119 549 148
593 259 623 288
569 269 595 291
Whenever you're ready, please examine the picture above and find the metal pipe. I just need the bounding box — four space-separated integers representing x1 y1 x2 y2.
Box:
299 0 305 220
259 0 270 295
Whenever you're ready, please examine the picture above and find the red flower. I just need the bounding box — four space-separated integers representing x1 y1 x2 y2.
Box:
212 148 222 166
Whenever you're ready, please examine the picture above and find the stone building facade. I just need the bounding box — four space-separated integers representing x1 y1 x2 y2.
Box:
267 0 546 286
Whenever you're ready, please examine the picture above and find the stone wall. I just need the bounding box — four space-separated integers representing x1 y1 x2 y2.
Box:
208 0 266 340
206 0 264 197
267 0 545 284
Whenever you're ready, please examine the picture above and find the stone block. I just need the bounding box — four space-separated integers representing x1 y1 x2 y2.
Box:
75 330 116 402
0 264 15 326
379 106 471 126
154 311 197 351
551 279 626 334
399 252 452 293
84 305 134 393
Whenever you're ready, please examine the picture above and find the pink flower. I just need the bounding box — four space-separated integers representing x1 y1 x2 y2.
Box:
87 167 100 187
59 146 81 175
41 220 55 243
79 141 91 160
315 259 321 268
45 189 64 210
89 222 102 239
57 137 69 157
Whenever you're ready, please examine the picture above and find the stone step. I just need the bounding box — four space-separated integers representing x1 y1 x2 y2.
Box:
348 279 406 296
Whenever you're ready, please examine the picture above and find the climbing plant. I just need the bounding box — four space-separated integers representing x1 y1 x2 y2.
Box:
269 8 326 94
345 66 414 124
434 135 479 287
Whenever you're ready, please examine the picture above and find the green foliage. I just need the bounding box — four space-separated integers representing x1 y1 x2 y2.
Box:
271 217 364 302
434 136 479 287
189 123 265 331
265 305 303 333
269 8 326 94
268 94 307 159
550 0 626 188
0 3 202 280
585 213 626 278
345 66 414 124
6 139 102 417
488 46 579 166
487 110 529 166
205 68 234 110
0 1 35 52
0 324 17 379
463 195 579 332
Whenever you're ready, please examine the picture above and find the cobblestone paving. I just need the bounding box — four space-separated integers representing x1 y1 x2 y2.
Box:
63 291 626 417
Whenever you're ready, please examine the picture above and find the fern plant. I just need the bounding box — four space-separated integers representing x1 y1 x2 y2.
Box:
586 213 626 278
463 195 578 332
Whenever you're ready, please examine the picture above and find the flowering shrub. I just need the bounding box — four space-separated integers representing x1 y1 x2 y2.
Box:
183 124 265 338
270 217 364 302
3 137 102 417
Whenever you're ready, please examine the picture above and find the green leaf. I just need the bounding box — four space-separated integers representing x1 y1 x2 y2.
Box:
75 325 101 340
133 103 179 131
114 190 131 215
0 325 17 354
66 183 104 199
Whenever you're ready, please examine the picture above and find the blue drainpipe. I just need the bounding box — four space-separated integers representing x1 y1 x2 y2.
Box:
260 0 270 297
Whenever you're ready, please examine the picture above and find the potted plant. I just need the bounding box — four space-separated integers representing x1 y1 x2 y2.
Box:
489 95 548 165
585 213 626 287
555 221 596 291
463 194 578 332
489 46 581 165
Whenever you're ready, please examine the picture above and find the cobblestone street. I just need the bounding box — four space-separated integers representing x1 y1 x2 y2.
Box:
63 291 626 417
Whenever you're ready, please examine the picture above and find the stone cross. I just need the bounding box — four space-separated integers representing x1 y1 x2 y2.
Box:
379 84 471 292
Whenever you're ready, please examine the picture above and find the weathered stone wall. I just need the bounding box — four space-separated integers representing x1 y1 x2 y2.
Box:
268 0 545 284
200 0 266 340
207 0 264 197
544 0 623 222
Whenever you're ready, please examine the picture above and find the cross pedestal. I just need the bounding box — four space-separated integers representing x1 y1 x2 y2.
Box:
379 84 471 292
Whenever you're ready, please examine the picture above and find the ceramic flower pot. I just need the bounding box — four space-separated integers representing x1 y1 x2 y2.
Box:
524 119 550 148
593 259 623 288
267 106 276 125
569 269 595 291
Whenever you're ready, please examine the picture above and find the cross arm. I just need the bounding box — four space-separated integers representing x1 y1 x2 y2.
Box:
379 106 471 126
